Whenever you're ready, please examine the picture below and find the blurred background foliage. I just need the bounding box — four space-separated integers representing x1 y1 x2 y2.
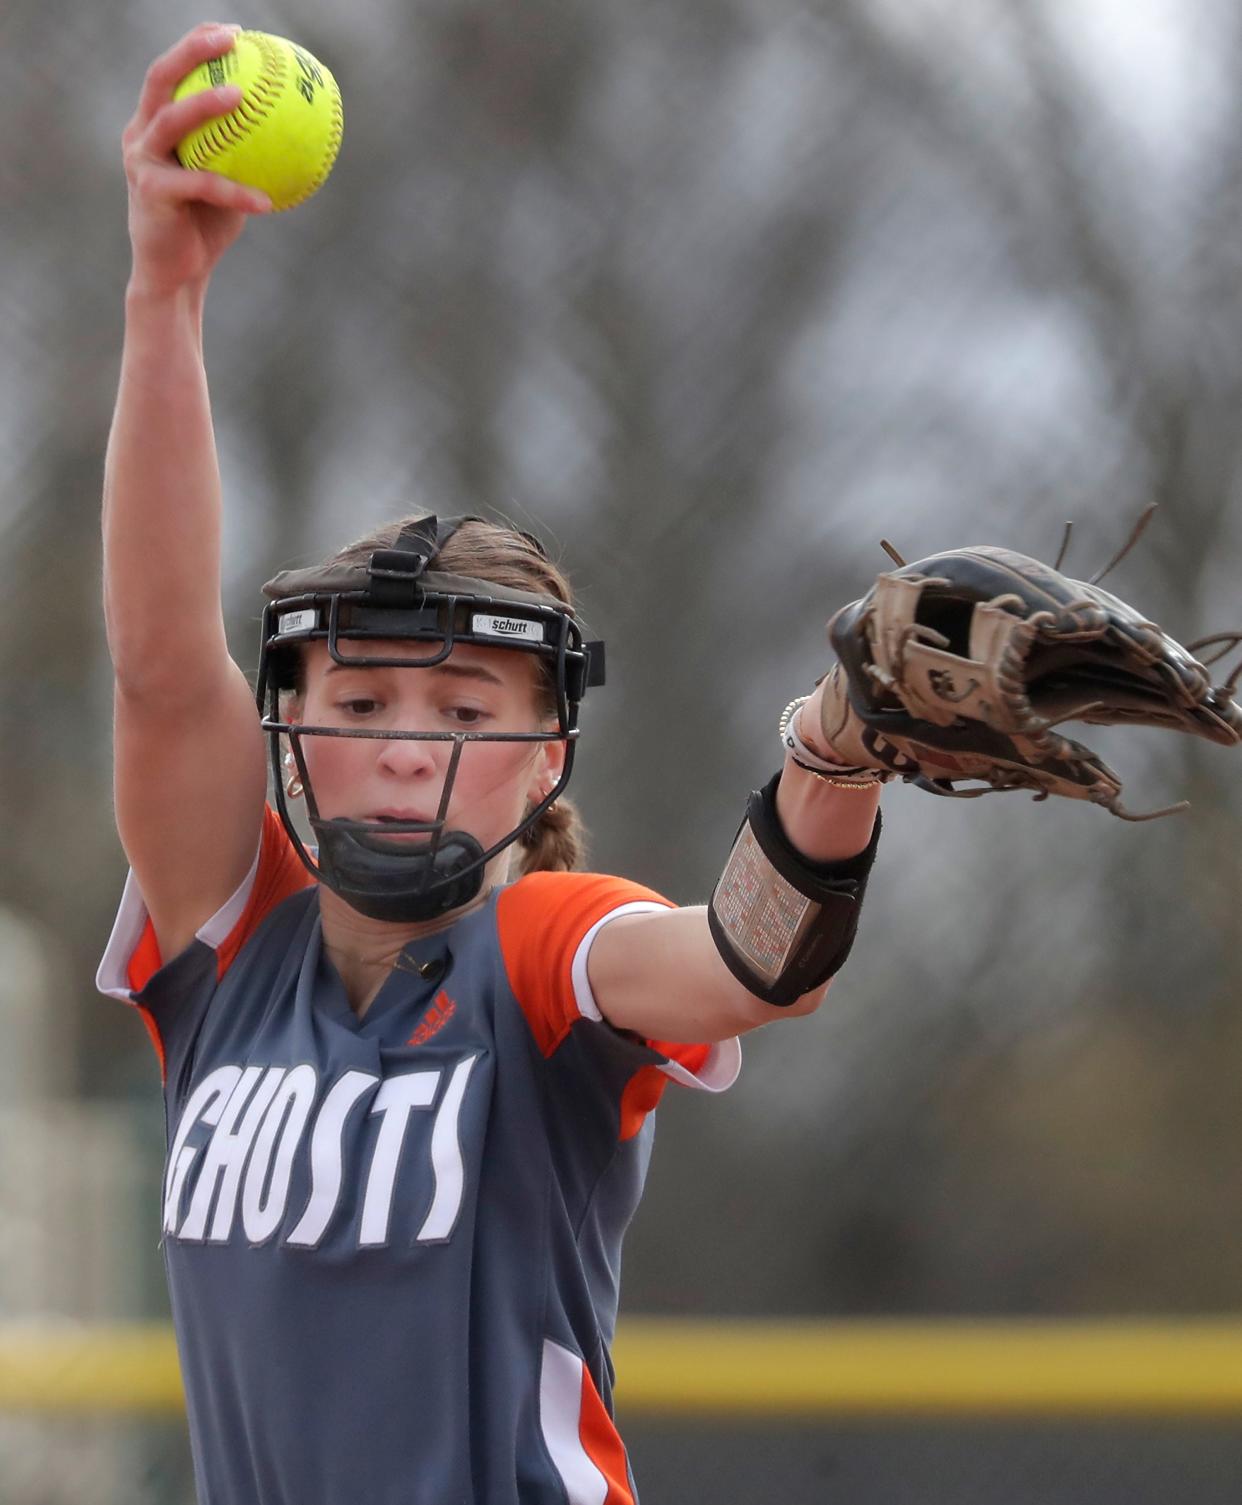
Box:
4 0 1242 1498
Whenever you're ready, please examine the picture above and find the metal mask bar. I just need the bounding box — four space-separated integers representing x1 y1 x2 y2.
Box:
265 689 578 887
327 592 458 670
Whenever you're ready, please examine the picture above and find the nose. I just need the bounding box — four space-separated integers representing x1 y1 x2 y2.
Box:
375 733 441 780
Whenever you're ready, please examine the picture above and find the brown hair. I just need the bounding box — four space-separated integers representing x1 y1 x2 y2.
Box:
318 514 589 876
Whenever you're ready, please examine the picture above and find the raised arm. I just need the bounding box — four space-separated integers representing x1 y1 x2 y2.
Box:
104 24 276 964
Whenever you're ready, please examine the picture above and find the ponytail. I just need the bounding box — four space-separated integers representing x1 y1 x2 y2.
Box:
517 796 587 875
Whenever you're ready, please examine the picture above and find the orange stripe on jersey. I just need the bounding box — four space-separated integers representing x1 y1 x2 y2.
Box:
496 871 673 1057
213 805 314 981
577 1364 636 1505
618 1041 711 1141
126 921 165 996
618 1066 665 1143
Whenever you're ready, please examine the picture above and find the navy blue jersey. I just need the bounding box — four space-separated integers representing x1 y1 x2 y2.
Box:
98 808 739 1505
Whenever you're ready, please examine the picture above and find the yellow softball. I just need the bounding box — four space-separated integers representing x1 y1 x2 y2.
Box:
173 31 343 212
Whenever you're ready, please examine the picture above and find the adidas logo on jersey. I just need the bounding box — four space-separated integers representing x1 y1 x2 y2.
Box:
408 991 456 1046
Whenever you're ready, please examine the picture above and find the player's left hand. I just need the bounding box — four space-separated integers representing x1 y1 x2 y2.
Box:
802 535 1242 820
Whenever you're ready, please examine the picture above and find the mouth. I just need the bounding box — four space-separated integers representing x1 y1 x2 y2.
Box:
356 811 439 846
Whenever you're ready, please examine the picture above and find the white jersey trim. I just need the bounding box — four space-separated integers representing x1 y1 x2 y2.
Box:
95 840 263 1003
539 1340 609 1505
569 902 742 1093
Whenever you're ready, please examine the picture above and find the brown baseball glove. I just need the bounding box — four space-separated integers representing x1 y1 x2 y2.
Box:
815 537 1242 819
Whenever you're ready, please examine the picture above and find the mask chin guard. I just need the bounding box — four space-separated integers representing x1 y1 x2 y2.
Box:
312 820 486 922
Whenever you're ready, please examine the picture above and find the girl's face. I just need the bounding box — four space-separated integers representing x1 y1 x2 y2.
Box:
293 639 564 865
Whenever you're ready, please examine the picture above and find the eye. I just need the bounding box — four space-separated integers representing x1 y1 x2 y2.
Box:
339 697 381 716
447 704 488 726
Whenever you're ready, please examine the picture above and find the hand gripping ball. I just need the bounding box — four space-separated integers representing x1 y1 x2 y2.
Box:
174 31 343 211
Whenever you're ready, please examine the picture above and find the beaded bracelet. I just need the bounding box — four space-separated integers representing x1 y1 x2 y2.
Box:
778 696 885 788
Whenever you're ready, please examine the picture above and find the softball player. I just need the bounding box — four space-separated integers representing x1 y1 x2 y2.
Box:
99 26 882 1504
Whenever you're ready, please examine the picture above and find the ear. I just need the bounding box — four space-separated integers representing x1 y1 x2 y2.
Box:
277 685 304 725
278 695 305 786
526 734 567 803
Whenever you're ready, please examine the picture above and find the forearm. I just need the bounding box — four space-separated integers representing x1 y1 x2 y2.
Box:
103 281 231 698
773 681 881 861
691 687 883 1018
592 730 883 1038
774 752 881 861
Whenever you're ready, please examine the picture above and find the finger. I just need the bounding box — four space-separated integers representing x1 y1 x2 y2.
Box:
130 21 243 135
132 160 272 215
139 83 243 163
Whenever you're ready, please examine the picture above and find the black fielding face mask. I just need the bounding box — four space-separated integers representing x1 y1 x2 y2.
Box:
255 513 606 923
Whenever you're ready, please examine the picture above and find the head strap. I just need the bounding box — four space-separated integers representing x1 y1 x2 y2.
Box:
366 514 484 597
262 513 565 615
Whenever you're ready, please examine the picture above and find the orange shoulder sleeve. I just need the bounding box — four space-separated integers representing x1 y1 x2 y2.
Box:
495 871 673 1057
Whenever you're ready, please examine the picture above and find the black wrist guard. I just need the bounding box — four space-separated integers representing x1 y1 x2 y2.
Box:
707 773 881 1006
